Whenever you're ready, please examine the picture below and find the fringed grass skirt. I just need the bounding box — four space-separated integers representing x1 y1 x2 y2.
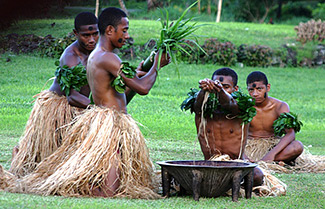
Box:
245 137 325 173
15 106 160 199
210 154 287 197
10 90 83 177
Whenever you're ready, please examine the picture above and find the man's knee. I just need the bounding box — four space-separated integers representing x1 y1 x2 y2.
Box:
291 140 304 156
253 167 264 187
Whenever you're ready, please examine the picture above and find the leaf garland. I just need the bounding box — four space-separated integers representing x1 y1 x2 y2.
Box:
273 112 303 137
111 61 137 93
54 62 87 96
181 88 256 124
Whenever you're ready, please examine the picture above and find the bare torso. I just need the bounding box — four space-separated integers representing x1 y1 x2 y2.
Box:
87 48 127 112
249 97 285 138
195 111 248 160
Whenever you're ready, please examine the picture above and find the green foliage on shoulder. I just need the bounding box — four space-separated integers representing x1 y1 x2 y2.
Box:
273 112 303 137
180 88 256 124
111 61 137 93
231 89 257 124
54 61 87 96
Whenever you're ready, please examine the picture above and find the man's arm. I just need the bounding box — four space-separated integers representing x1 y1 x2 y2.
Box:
193 79 239 115
110 51 170 95
261 101 295 161
60 51 91 108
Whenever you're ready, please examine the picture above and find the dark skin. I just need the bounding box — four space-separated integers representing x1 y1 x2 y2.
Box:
11 23 100 159
87 17 170 196
49 24 99 108
194 75 263 186
246 81 304 163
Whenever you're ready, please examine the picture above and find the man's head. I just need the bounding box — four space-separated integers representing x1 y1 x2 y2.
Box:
246 71 270 105
73 12 99 51
98 7 130 48
211 67 238 94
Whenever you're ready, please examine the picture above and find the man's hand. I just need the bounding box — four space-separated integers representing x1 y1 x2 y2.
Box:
136 60 147 78
199 79 223 93
155 51 171 69
261 152 276 162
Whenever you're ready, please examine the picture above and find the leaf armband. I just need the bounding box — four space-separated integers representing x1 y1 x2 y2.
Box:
273 112 303 137
111 61 137 93
54 63 87 96
180 88 199 113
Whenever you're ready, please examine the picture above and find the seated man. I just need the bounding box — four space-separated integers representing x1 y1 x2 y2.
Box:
182 67 263 186
245 71 304 165
10 12 99 177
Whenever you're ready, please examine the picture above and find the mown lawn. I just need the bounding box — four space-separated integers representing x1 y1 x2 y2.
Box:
0 53 324 208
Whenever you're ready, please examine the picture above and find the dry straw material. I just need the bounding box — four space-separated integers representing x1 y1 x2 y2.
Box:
12 106 160 199
10 90 83 177
245 137 325 173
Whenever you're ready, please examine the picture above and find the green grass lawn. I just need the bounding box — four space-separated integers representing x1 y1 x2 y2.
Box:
0 52 324 208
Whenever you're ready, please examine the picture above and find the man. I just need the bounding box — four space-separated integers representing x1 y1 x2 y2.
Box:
10 12 99 177
191 67 263 186
245 71 304 164
11 7 170 199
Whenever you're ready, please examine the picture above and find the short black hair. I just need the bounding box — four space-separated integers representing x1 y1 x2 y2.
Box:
212 67 238 86
98 7 127 35
74 12 98 31
246 71 268 86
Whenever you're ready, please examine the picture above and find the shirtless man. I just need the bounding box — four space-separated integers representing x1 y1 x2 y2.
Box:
49 11 99 108
85 7 170 196
193 67 263 186
245 71 304 164
10 12 99 177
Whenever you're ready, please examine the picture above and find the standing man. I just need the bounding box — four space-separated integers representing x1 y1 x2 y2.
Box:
182 67 263 186
10 12 99 177
12 7 170 199
245 71 304 164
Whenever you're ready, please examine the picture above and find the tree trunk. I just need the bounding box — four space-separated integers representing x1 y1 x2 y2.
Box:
276 0 283 19
216 0 222 22
207 0 211 15
118 0 128 16
95 0 100 17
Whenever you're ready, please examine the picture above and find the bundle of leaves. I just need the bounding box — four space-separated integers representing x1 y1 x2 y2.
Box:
181 88 256 124
111 61 137 93
54 62 87 96
38 33 76 59
237 44 273 67
273 112 303 137
231 89 256 124
176 39 203 64
143 1 206 73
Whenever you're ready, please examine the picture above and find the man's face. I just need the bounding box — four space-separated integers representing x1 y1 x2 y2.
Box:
212 75 237 94
112 17 130 48
247 81 270 105
75 24 99 51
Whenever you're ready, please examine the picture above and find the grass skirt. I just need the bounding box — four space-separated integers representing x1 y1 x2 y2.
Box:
210 154 287 197
245 137 325 173
9 90 83 177
12 106 160 199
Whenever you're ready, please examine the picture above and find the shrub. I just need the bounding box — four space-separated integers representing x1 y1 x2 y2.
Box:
38 32 76 59
294 19 325 44
201 38 237 66
237 44 273 67
0 33 43 54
